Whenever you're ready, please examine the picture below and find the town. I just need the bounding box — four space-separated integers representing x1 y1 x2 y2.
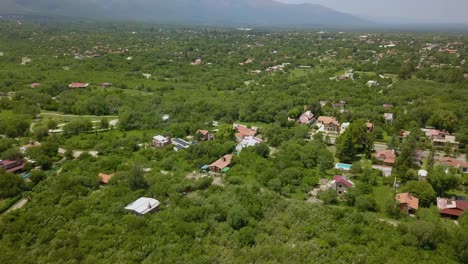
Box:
0 19 467 263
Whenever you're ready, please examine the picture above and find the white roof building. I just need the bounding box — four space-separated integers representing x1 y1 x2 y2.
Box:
153 135 169 144
125 197 160 215
236 136 262 152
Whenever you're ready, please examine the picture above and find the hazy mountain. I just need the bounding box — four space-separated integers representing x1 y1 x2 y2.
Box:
0 0 367 27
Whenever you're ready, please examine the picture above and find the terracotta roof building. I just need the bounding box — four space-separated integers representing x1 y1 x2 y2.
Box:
439 157 468 173
396 193 419 214
98 173 115 184
375 150 396 166
208 154 233 173
233 124 257 141
437 197 468 219
317 116 340 134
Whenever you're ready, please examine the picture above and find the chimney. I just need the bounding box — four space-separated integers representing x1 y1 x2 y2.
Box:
223 157 226 162
148 202 152 209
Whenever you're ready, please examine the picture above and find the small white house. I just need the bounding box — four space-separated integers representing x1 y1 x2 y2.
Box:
152 135 170 148
125 197 160 215
236 136 262 152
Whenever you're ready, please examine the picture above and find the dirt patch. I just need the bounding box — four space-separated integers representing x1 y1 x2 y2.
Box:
186 171 208 180
212 177 224 187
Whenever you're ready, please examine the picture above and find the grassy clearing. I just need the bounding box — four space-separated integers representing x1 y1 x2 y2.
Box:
374 185 395 213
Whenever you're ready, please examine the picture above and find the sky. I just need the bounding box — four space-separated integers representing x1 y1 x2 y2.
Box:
277 0 468 24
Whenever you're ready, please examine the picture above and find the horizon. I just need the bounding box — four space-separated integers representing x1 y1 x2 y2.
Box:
277 0 468 24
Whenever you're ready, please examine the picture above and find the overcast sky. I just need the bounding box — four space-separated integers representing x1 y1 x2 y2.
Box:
277 0 468 23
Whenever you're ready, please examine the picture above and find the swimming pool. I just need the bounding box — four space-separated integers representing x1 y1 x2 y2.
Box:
335 163 352 171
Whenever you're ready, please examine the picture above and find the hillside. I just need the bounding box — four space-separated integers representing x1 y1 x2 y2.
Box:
0 0 366 26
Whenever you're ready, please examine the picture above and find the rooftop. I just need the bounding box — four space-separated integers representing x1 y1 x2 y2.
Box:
209 154 233 170
125 197 160 215
396 193 419 210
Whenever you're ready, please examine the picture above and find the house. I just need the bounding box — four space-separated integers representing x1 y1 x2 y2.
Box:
236 136 262 152
68 82 89 89
317 116 340 134
100 82 112 88
332 175 354 195
0 160 24 173
298 111 315 125
196 130 214 141
366 122 374 133
152 135 170 148
396 193 419 214
125 197 160 215
208 154 233 173
30 83 41 88
375 149 396 166
233 124 257 141
420 129 459 148
172 138 191 151
432 135 460 149
98 172 114 184
437 197 468 219
383 113 393 125
439 157 468 173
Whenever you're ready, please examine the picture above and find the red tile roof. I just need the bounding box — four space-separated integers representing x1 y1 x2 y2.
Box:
333 175 354 187
439 157 468 169
317 116 339 126
197 130 209 136
234 125 257 139
68 82 89 88
98 173 115 184
375 150 396 164
209 154 233 170
396 193 419 210
439 208 466 217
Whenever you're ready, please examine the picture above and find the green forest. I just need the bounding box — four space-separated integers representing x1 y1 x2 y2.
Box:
0 20 467 263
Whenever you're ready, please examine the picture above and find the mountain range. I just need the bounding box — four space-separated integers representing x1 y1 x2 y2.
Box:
0 0 368 27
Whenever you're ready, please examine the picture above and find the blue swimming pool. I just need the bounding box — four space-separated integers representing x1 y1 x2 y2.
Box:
335 163 352 171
